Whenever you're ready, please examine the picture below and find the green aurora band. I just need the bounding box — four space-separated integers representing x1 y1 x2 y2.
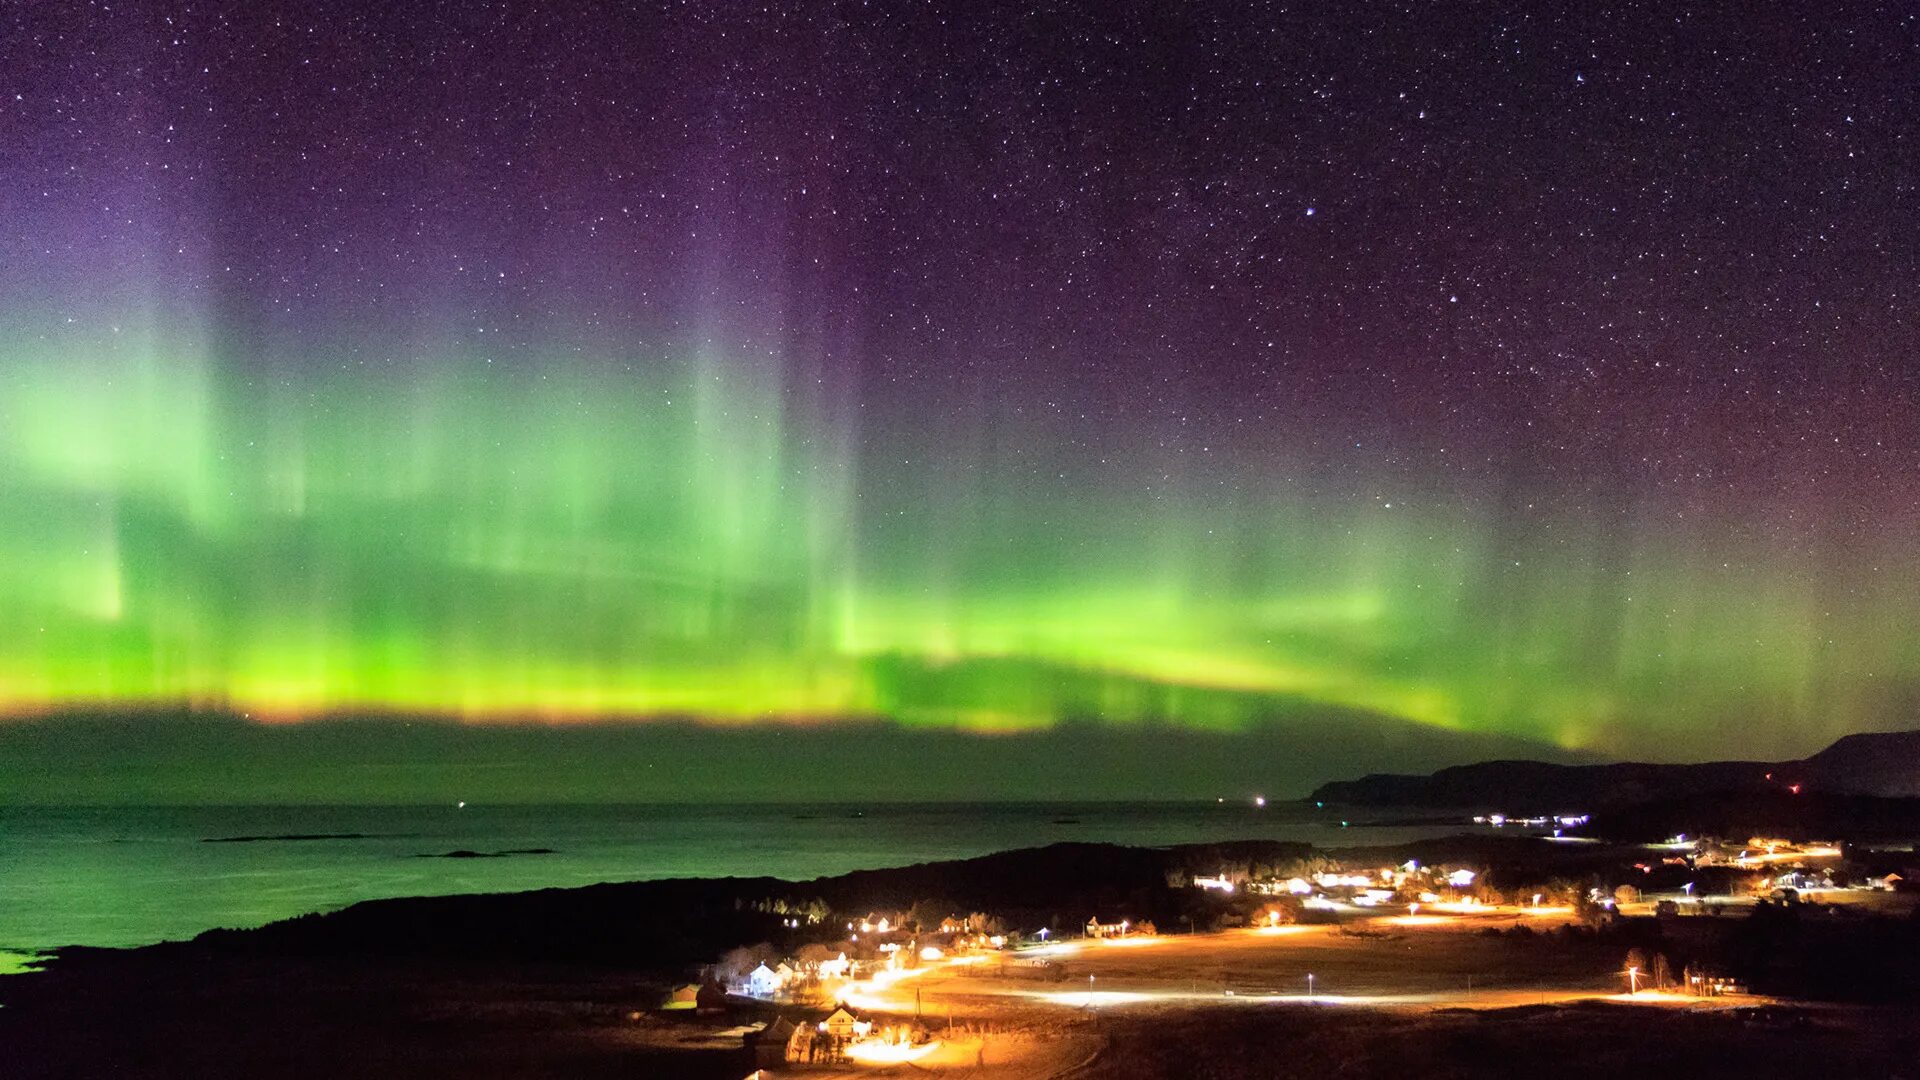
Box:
2 317 1915 761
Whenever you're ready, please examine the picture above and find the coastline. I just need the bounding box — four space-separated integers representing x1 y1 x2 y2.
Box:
0 800 1478 955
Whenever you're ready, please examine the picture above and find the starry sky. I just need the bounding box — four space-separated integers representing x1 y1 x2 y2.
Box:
1 1 1916 797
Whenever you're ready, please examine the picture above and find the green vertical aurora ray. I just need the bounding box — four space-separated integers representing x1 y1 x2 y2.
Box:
1 316 1916 760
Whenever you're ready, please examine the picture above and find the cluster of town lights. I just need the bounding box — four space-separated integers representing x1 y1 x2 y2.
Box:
719 827 1862 1060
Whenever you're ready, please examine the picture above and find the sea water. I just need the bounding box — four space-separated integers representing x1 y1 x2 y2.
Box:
0 801 1457 957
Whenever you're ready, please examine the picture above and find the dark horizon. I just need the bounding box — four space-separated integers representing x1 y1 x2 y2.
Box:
15 707 1915 805
1 706 1606 804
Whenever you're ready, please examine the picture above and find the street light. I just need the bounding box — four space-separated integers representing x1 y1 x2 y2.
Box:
1306 973 1315 999
1626 965 1640 995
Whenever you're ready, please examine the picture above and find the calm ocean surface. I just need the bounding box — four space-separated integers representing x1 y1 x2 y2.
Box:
0 802 1458 963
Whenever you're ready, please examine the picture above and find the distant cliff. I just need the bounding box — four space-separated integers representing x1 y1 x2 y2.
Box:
1309 729 1920 810
1797 730 1920 797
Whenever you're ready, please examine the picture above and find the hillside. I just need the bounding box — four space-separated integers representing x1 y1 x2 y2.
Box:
1310 729 1920 811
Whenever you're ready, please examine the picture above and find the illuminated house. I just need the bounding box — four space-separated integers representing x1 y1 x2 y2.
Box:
1683 969 1747 997
1312 872 1377 889
661 983 701 1010
822 1007 861 1041
747 962 784 997
1085 916 1129 938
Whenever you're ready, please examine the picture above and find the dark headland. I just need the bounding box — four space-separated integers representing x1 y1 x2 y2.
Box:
1310 730 1920 811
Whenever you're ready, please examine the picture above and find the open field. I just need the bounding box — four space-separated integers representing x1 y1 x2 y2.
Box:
1064 919 1606 1000
851 915 1627 1019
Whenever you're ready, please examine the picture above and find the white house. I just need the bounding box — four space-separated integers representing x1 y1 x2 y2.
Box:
747 962 783 997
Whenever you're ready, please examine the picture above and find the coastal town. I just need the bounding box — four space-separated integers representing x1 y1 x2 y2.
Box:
655 827 1919 1076
4 803 1917 1079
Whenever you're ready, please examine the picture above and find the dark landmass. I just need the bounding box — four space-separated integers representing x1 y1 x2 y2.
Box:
202 832 407 843
1586 791 1920 843
1311 729 1920 810
1799 731 1920 797
1322 834 1631 877
1313 758 1772 811
1093 1000 1920 1080
414 848 558 859
1 951 726 1080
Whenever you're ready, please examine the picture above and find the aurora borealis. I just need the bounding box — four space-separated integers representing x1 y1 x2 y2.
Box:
3 1 1918 793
